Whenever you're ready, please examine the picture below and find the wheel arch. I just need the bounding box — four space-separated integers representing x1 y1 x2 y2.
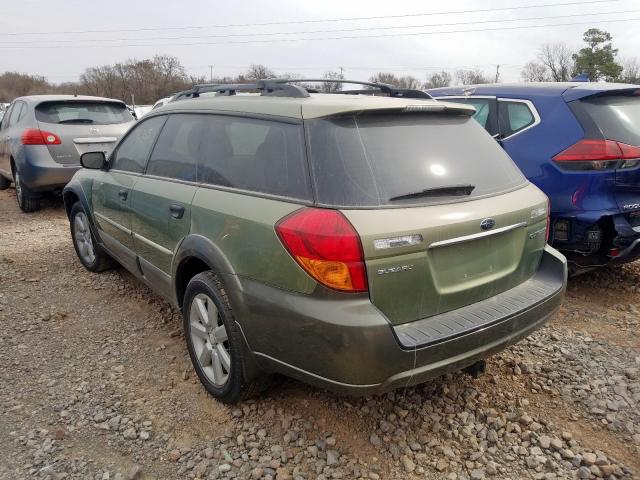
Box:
172 235 242 313
62 184 104 243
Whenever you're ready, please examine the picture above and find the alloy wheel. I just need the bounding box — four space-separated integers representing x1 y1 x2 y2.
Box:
15 172 22 207
189 293 231 386
73 211 96 265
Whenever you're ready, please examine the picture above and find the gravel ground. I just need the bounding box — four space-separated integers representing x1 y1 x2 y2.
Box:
0 188 639 480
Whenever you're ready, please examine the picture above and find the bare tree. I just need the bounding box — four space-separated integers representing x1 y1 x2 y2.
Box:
538 43 574 81
316 70 344 93
244 64 276 81
424 71 452 88
0 72 50 101
520 61 550 82
620 57 640 84
368 72 421 89
454 69 490 85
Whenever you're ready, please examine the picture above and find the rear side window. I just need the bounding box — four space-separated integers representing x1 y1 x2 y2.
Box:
575 95 640 146
198 115 311 200
147 114 201 182
437 97 498 136
8 102 24 127
111 116 166 173
499 101 535 137
306 113 526 207
35 101 134 125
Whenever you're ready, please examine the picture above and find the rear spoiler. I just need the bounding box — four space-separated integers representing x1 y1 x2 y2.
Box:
562 85 640 102
402 102 476 116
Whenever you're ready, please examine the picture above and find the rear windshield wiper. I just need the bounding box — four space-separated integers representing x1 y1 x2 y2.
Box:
389 184 475 201
58 118 94 124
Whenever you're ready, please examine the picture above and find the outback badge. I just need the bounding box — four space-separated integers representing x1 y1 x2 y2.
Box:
480 218 496 231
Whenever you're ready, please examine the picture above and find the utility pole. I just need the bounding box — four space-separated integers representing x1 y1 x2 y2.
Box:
339 66 344 78
209 65 214 83
495 64 500 83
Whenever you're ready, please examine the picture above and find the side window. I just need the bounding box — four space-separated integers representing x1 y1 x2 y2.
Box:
8 102 23 127
198 115 311 199
17 102 28 122
499 100 536 138
111 116 166 173
146 114 202 182
440 97 498 136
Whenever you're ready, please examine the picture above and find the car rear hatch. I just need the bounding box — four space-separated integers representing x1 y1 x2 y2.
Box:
35 100 134 165
305 110 549 325
564 89 640 226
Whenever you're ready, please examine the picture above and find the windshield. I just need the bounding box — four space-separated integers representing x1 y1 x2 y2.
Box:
36 101 134 125
305 113 526 207
577 94 640 146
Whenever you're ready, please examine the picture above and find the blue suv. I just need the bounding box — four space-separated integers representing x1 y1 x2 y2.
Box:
428 82 640 273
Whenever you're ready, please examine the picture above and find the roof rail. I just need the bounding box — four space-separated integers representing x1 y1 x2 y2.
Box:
170 78 432 102
172 80 310 101
283 79 432 99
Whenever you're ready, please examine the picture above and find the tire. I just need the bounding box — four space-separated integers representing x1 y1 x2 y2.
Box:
183 271 267 403
70 202 114 272
14 171 41 213
0 175 10 190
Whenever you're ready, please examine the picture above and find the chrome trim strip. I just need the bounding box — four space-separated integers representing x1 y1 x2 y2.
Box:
73 137 118 144
132 232 173 256
428 222 528 249
94 212 131 235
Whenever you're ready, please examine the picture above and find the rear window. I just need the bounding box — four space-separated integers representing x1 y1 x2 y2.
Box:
36 101 133 125
306 113 526 207
576 95 640 146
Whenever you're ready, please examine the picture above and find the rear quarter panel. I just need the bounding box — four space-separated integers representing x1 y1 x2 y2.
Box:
189 187 316 293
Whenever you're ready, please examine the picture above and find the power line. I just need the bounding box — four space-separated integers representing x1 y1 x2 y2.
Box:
0 0 621 37
1 16 638 49
2 9 634 45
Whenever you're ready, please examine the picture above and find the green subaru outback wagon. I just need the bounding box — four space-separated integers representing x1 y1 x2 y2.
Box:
63 80 567 403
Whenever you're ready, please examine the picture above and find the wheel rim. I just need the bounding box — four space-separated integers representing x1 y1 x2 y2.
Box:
74 211 96 265
189 293 230 387
15 172 22 207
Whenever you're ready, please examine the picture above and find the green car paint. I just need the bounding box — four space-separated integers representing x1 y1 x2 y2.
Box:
63 90 567 395
189 187 316 293
344 183 549 324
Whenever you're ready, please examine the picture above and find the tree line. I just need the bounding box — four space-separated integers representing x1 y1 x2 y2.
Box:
521 28 639 83
1 28 639 104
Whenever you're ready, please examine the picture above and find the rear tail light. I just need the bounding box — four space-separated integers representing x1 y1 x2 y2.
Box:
553 139 640 170
275 208 368 292
21 128 61 145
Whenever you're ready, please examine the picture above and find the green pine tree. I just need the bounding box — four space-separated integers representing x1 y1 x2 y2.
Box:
572 28 623 81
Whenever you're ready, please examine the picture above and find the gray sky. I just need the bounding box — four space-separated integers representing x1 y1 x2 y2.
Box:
2 0 639 84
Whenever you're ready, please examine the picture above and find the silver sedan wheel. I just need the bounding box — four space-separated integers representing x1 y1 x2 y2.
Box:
189 293 230 387
15 172 22 206
73 211 96 265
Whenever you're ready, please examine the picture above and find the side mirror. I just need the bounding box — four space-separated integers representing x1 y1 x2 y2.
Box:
80 151 108 170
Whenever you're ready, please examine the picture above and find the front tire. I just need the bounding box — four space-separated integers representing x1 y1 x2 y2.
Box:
14 171 40 212
183 271 266 404
0 175 10 190
70 202 113 272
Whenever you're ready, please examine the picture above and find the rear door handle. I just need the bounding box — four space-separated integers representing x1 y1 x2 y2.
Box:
118 189 128 201
169 203 185 219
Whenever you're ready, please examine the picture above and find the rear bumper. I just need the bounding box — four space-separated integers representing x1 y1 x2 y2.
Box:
236 245 567 395
19 146 79 192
